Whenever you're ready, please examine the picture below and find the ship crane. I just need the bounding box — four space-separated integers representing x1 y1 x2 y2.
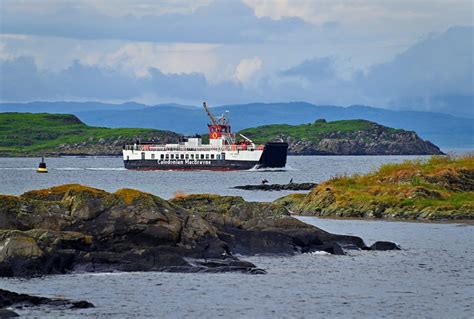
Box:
203 102 218 126
202 102 235 146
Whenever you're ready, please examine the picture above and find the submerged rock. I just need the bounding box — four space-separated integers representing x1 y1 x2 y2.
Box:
0 184 397 277
0 308 19 318
370 241 401 251
233 183 317 191
0 289 94 313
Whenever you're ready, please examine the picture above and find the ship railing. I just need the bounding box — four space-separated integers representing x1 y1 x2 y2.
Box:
124 144 264 152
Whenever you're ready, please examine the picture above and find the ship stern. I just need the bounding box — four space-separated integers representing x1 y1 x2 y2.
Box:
258 142 288 168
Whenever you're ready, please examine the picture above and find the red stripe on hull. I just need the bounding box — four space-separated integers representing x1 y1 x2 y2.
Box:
126 167 246 171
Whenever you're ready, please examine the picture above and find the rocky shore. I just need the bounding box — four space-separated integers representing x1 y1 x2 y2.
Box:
233 182 317 191
285 127 443 155
0 184 398 277
279 155 474 220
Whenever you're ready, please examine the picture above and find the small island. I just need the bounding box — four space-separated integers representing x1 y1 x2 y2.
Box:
276 155 473 220
239 118 444 155
0 112 179 157
0 113 443 157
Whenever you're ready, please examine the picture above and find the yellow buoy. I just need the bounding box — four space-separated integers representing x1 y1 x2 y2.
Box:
37 156 48 173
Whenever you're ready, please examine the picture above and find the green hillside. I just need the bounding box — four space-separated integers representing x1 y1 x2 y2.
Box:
0 113 179 156
238 119 443 155
239 119 399 144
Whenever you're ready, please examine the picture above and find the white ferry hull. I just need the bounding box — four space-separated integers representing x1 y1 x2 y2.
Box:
123 142 288 171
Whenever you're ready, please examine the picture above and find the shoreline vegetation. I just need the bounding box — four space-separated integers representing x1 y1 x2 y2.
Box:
1 112 444 157
276 155 473 221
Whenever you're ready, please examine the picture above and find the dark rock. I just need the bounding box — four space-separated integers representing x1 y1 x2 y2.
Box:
311 243 346 255
71 300 95 309
370 241 401 251
0 309 19 318
234 183 317 191
0 289 94 311
0 185 397 277
171 194 371 256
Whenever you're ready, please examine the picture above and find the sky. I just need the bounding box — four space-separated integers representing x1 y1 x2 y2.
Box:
0 0 473 116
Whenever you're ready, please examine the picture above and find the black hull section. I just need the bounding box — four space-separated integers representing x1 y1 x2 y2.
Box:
124 159 259 171
259 142 288 168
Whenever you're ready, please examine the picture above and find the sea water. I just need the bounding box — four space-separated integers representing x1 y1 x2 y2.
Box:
1 156 472 318
0 155 431 202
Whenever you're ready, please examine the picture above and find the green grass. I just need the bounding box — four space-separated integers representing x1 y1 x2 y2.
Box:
296 154 474 219
0 113 174 156
238 119 395 144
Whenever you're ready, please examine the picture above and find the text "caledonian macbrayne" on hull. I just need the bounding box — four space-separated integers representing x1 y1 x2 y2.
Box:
123 102 288 171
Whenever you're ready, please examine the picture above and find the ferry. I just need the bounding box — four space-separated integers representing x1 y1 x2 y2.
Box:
122 102 288 170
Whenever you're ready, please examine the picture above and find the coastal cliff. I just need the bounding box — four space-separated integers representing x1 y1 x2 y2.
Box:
239 119 443 155
0 184 397 277
276 155 473 220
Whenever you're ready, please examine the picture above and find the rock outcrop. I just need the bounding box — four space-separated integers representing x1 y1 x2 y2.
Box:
280 155 474 220
233 183 317 191
0 184 398 277
286 127 442 155
241 119 444 155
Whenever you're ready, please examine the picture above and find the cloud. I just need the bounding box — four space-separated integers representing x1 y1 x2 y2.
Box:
244 0 473 28
105 42 220 79
0 19 472 117
234 57 263 84
0 56 245 103
0 57 49 100
0 57 139 101
360 26 474 114
273 26 474 115
0 0 309 43
281 56 337 81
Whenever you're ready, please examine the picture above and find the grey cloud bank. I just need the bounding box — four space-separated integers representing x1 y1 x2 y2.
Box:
0 1 472 117
0 1 307 44
1 26 472 117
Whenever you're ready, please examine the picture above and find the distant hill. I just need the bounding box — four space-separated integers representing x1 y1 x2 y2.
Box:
0 113 180 156
239 119 443 155
1 101 472 149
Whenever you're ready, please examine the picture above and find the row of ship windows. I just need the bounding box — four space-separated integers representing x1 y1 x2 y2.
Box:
143 153 222 160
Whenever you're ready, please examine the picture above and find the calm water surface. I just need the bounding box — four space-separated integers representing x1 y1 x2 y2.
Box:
1 155 429 201
1 218 472 318
1 156 472 318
